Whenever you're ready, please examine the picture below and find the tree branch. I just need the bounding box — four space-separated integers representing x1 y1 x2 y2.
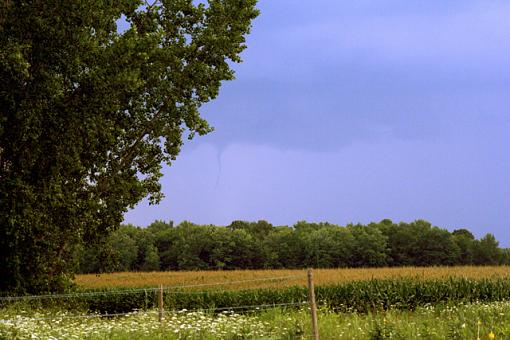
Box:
117 104 167 170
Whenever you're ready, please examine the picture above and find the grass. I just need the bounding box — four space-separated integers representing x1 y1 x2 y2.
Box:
4 267 510 338
2 301 510 339
75 266 510 290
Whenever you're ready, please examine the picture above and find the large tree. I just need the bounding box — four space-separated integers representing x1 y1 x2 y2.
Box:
0 0 258 293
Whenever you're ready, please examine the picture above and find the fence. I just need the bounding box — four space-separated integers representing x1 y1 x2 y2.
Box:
0 269 320 339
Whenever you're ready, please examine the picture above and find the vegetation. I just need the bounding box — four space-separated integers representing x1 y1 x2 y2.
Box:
4 267 510 338
1 301 510 339
76 219 509 273
76 277 510 313
8 272 510 314
75 266 510 289
0 0 258 294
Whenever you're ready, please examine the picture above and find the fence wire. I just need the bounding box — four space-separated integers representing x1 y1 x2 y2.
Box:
0 301 309 322
0 274 306 302
165 274 306 290
0 272 315 338
0 310 158 322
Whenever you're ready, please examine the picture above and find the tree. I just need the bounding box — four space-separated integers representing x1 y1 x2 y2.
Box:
347 224 388 267
228 220 273 239
499 248 510 265
212 228 261 269
452 229 476 265
140 244 161 271
165 221 215 270
385 220 460 266
108 227 139 271
414 226 460 266
75 225 139 273
266 227 306 268
0 0 258 293
148 220 177 270
381 222 420 266
473 233 501 265
300 224 353 268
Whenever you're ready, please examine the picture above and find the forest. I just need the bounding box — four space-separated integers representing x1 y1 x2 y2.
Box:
77 219 508 273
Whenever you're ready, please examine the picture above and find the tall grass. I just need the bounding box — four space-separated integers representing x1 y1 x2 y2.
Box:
3 300 510 339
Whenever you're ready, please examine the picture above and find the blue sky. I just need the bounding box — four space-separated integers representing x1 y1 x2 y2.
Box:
124 0 510 245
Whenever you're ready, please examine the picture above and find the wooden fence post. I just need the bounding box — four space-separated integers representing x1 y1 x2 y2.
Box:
307 268 319 340
158 284 164 322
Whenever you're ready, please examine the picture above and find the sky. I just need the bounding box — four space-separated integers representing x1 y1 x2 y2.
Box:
123 0 510 246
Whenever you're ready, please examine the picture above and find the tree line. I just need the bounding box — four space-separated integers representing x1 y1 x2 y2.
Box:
76 219 509 273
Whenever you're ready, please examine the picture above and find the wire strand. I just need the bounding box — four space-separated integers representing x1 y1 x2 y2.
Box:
1 310 159 322
174 301 309 314
165 274 306 290
0 274 307 301
0 301 309 322
0 287 160 301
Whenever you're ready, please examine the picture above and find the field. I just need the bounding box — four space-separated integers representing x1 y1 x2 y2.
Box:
75 266 510 290
3 266 510 339
1 301 509 339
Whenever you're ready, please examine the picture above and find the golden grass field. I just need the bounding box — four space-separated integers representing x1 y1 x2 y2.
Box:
75 266 510 290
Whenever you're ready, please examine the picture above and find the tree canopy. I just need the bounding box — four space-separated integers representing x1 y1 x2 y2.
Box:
0 0 258 293
77 219 510 273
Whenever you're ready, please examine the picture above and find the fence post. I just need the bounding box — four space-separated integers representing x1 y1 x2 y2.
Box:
158 284 164 322
307 268 319 340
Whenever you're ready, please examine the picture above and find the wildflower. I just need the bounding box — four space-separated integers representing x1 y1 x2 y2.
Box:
489 331 495 340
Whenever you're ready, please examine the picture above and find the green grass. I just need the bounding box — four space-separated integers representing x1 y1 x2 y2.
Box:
1 301 510 339
259 303 505 339
3 277 510 339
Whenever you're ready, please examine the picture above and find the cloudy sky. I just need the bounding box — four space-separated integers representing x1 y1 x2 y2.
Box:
124 0 510 245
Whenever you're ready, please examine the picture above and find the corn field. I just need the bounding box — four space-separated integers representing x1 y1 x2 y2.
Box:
76 266 510 289
6 267 510 314
4 267 510 339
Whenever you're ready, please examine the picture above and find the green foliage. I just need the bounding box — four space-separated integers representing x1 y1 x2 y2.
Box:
452 229 476 264
0 0 258 293
5 300 510 339
77 219 508 273
317 277 510 313
6 277 510 316
474 233 501 265
302 225 354 268
347 224 388 267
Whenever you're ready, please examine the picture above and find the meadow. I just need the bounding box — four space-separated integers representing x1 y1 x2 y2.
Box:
3 266 510 339
1 301 508 339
